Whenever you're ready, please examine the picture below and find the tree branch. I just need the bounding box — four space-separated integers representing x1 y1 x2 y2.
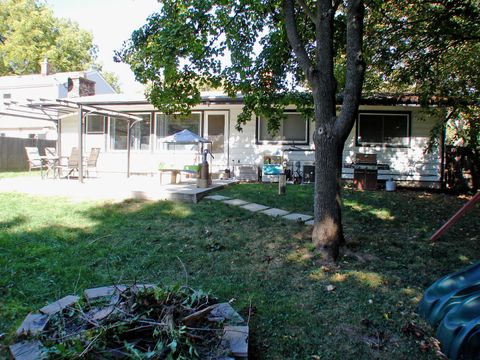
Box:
335 0 366 141
283 0 314 81
296 0 317 25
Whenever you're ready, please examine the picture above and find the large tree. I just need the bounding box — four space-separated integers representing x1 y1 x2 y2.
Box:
0 0 97 75
366 0 480 192
117 0 365 261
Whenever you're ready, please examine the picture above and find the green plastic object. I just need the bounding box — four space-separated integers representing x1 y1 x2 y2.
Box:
418 262 480 326
436 294 480 359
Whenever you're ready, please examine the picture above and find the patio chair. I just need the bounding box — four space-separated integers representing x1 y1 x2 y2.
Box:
45 147 56 157
43 147 59 178
85 148 100 178
24 147 44 173
55 147 80 179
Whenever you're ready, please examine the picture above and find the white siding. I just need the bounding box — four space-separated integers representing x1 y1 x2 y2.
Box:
60 102 443 184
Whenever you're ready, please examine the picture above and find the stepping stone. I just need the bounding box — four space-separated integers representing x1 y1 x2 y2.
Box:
16 313 49 336
223 199 249 206
305 219 314 226
223 325 249 359
84 285 127 301
204 195 230 201
40 295 79 315
9 340 44 360
208 303 245 325
282 213 313 222
260 208 290 217
240 203 269 212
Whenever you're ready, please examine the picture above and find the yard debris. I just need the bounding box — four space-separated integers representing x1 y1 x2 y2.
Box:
326 285 336 292
402 321 444 357
16 313 48 336
10 284 248 359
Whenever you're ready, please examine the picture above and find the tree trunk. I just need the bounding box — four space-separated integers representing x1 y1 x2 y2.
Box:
312 126 345 261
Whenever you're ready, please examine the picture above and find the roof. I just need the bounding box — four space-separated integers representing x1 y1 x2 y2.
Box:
74 91 429 107
0 70 114 92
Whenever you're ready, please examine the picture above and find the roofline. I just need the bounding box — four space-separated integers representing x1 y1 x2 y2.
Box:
73 92 443 107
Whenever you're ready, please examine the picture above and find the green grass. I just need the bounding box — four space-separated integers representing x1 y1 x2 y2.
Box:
1 185 479 359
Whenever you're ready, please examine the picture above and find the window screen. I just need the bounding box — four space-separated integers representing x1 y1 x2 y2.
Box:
357 113 409 146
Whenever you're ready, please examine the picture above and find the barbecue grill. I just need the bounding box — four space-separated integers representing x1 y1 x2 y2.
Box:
353 153 378 190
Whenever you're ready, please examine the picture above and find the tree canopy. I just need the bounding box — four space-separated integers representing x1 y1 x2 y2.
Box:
0 0 97 75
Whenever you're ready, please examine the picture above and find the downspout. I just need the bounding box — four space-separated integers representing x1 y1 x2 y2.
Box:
440 122 446 190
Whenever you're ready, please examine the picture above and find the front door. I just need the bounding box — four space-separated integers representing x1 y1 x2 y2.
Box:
204 111 228 168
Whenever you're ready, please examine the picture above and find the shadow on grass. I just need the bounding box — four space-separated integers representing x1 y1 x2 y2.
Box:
1 190 479 359
0 215 27 230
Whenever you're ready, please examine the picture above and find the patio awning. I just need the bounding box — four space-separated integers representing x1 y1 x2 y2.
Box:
161 129 211 144
2 97 144 182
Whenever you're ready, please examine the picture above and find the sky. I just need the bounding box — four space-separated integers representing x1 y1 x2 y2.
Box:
46 0 160 95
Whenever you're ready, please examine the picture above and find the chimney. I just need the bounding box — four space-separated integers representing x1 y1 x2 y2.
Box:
40 57 50 76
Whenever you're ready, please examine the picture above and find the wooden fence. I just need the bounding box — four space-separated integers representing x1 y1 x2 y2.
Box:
0 137 56 172
445 145 480 192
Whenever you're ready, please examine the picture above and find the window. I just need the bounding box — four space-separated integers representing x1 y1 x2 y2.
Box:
357 112 410 146
110 117 128 150
86 115 105 133
130 114 151 150
2 93 11 99
258 113 308 143
156 113 201 151
109 114 151 151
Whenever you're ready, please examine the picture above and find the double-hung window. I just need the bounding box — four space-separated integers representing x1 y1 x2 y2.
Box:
86 115 105 134
357 112 410 146
258 113 308 144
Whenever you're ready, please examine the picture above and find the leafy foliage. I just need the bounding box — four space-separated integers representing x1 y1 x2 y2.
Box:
0 0 97 75
366 0 480 104
116 1 353 128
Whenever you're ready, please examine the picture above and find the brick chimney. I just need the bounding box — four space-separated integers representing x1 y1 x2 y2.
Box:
67 75 96 98
40 57 50 76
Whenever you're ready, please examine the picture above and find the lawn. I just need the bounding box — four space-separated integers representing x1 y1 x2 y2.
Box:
0 184 479 359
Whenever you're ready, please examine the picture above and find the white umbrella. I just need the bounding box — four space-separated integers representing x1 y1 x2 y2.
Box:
161 129 211 144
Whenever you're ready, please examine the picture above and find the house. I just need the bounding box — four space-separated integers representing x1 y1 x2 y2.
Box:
0 58 117 139
52 92 444 188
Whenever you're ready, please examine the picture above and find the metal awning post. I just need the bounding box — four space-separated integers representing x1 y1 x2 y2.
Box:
78 105 84 183
127 119 131 178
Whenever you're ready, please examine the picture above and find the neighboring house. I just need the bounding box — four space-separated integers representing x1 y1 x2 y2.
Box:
55 92 444 188
0 59 116 139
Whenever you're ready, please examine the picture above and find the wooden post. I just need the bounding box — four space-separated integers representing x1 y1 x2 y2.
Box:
78 105 84 183
278 173 286 195
430 191 480 241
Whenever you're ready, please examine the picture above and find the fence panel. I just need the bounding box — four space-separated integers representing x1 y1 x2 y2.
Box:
0 137 56 171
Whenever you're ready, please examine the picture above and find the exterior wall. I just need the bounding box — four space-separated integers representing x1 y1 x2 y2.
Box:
59 102 443 185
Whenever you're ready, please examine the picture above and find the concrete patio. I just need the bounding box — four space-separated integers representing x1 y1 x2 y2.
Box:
0 174 236 203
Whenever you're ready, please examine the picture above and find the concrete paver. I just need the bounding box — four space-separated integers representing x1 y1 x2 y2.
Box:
240 203 270 212
260 208 290 217
282 213 313 222
204 195 230 201
223 199 249 206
